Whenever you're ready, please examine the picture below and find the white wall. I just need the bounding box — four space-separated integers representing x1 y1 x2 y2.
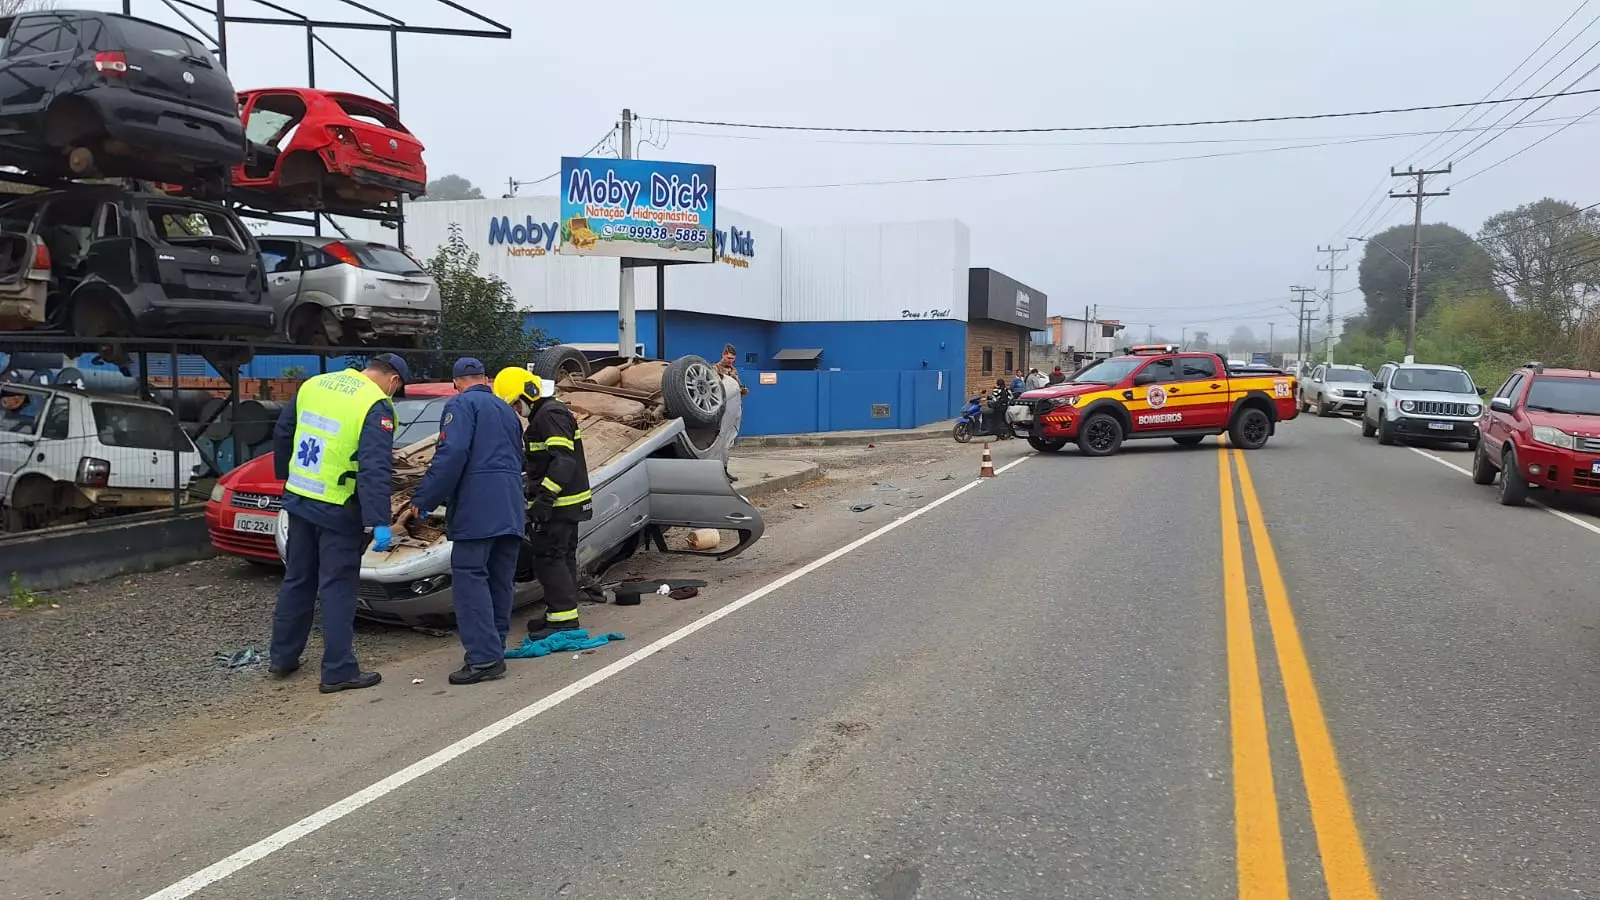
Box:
779 220 970 322
634 208 782 321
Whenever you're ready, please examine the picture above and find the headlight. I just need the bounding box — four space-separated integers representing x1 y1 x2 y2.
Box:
1399 400 1415 412
1467 404 1481 416
209 483 225 503
1531 425 1575 449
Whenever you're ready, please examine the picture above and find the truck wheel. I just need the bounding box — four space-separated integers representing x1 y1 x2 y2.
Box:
1471 443 1497 485
1027 435 1067 453
1172 435 1205 447
1229 407 1272 450
532 344 591 383
1076 413 1123 457
662 355 725 427
1498 448 1530 506
1376 413 1396 445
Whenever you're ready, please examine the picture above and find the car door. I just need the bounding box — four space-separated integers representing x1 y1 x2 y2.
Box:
643 457 763 560
1366 364 1394 421
1175 354 1228 429
0 12 77 137
1303 365 1325 406
0 385 47 505
1483 373 1524 465
1128 356 1187 433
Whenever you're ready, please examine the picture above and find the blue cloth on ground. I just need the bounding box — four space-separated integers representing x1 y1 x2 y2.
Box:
504 629 625 659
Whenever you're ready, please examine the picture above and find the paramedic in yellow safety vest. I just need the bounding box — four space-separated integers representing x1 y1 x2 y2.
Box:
492 367 593 640
269 353 409 694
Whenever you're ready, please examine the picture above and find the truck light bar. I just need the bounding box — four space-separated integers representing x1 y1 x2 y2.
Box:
1125 344 1180 355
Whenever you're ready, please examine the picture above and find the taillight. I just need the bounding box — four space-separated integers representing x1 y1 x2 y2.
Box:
328 125 357 144
76 458 111 488
30 242 50 272
323 241 362 267
94 51 129 77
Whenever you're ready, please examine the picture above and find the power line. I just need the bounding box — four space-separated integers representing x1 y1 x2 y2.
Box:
504 125 619 194
1452 97 1600 186
648 85 1600 136
1445 48 1600 167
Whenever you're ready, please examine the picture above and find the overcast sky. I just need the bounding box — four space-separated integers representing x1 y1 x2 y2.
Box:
107 0 1600 341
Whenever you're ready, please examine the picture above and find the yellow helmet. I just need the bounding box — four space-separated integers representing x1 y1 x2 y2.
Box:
492 367 554 405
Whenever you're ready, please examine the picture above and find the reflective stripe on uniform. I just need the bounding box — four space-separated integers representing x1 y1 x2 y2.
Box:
553 489 591 507
540 477 561 493
546 607 580 623
527 441 546 452
545 435 575 450
285 473 325 495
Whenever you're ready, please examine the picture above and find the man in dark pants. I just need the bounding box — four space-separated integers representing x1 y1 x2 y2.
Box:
492 367 592 639
409 358 526 685
269 354 408 693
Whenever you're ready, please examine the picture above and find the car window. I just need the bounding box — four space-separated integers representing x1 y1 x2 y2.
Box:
3 14 72 57
1326 366 1374 384
40 396 69 440
0 198 42 233
91 402 186 451
257 239 301 273
393 397 450 445
1310 365 1325 381
350 242 425 276
78 17 108 53
1524 376 1600 416
332 96 407 131
141 202 245 251
1390 368 1474 393
0 388 42 434
1179 356 1217 380
1376 365 1394 387
37 196 99 270
245 106 297 145
1138 358 1177 382
1068 357 1140 385
1495 374 1524 401
107 15 211 62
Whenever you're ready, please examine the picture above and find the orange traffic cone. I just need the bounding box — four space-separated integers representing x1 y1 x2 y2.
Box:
980 442 996 478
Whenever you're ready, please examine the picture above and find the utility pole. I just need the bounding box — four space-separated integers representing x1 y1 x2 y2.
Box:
1390 166 1450 362
1317 244 1348 365
618 108 636 358
1290 286 1317 372
1267 322 1275 357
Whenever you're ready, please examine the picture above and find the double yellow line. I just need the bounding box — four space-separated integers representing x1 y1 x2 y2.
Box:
1218 442 1380 899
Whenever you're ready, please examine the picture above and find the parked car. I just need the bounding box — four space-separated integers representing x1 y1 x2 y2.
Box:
0 10 245 193
1298 363 1375 417
1 379 201 531
232 87 425 212
256 235 437 348
0 229 49 328
206 381 457 563
1009 344 1300 456
0 186 274 364
1361 361 1484 448
1471 362 1600 506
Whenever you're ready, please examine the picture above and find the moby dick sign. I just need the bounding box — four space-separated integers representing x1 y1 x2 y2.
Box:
558 157 717 263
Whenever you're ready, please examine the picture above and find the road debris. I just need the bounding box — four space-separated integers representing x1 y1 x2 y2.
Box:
411 678 424 685
850 503 875 513
212 648 261 669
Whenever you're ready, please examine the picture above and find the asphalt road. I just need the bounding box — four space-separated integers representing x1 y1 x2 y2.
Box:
14 416 1600 899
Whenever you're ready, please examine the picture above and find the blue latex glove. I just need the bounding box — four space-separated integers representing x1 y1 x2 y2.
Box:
412 506 429 521
371 525 394 552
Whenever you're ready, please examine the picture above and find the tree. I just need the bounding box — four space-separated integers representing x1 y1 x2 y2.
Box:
0 1 57 13
1228 326 1258 353
418 174 484 202
421 224 548 379
1355 223 1494 335
1190 330 1210 350
1476 198 1600 342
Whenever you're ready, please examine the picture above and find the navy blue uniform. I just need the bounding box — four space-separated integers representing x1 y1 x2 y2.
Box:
268 395 395 684
411 384 526 664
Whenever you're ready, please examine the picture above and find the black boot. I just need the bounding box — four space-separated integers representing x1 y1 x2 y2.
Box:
449 659 507 685
526 620 582 641
318 671 382 694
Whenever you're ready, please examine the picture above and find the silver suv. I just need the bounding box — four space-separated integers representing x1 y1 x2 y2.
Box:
1361 361 1485 448
1298 363 1375 417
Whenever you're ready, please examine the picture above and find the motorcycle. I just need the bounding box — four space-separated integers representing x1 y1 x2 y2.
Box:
952 395 1016 443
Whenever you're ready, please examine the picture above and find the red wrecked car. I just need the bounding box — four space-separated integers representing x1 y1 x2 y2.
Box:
232 87 426 212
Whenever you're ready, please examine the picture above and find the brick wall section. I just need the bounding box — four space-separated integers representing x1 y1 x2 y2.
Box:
147 376 307 402
965 319 1027 399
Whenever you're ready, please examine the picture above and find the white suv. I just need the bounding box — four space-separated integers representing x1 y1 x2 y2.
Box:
1361 362 1485 448
0 383 202 531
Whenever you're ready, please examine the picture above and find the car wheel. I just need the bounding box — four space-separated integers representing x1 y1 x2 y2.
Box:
1229 407 1272 450
1298 397 1310 413
532 344 592 383
1360 415 1377 438
661 355 725 427
1471 443 1497 485
1172 435 1205 447
1498 448 1529 506
1315 397 1332 417
1076 413 1124 457
1376 413 1396 445
1027 435 1067 453
953 421 972 444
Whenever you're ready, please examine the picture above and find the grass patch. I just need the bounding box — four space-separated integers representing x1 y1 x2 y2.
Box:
9 572 47 610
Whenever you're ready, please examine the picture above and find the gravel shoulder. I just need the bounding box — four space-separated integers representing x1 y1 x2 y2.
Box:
0 434 996 823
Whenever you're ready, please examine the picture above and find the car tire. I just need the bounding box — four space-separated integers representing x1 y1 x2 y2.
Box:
1172 435 1206 447
661 355 725 427
1498 448 1530 506
1315 397 1332 417
1229 407 1272 450
532 344 592 383
1360 415 1376 438
1376 413 1396 445
1076 413 1124 457
1471 443 1497 485
1298 397 1310 413
1027 435 1067 453
953 421 972 444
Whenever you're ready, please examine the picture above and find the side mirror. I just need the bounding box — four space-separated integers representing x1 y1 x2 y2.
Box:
1133 372 1159 386
1489 397 1512 413
1476 386 1487 396
1372 380 1384 390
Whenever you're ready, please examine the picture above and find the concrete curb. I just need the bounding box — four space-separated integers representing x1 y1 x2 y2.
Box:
738 426 952 449
3 511 217 592
739 464 825 497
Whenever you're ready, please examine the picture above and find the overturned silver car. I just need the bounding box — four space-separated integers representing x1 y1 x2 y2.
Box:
276 351 763 626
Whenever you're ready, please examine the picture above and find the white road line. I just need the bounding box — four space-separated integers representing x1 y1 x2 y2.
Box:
1335 416 1600 538
141 453 1033 900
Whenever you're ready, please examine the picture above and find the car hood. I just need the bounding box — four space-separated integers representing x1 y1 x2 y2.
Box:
1524 410 1600 437
219 451 281 492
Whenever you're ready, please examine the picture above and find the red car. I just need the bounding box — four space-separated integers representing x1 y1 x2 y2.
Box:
1472 362 1600 505
205 383 456 564
232 87 426 212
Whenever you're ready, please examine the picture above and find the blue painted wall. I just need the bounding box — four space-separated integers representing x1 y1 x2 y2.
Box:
737 367 953 436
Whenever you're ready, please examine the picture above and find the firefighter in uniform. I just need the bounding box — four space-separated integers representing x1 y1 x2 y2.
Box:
492 367 592 639
269 353 409 693
410 358 526 685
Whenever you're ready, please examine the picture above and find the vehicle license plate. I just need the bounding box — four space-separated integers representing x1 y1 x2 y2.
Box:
1427 422 1453 431
233 513 277 534
1591 461 1600 475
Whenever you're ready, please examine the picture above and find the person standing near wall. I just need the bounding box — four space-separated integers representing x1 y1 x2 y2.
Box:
715 343 747 482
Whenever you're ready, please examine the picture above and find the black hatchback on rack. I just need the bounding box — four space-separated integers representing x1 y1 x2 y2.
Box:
0 10 245 194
